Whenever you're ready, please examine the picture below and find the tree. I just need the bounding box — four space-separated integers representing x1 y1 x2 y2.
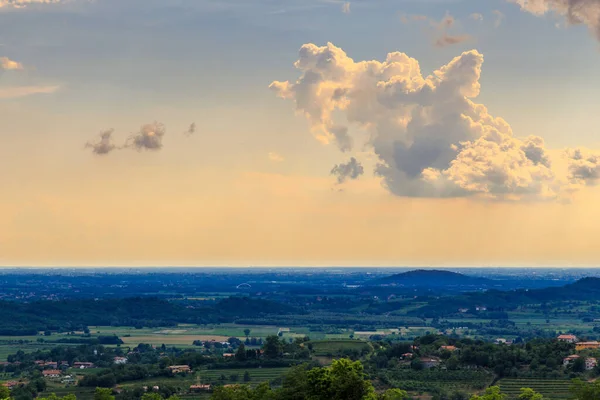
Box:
263 336 282 359
570 379 600 400
380 389 409 400
518 388 543 400
572 357 586 373
0 386 10 400
141 393 162 400
94 388 115 400
306 358 377 400
244 329 251 338
470 387 506 400
243 371 251 382
235 343 247 362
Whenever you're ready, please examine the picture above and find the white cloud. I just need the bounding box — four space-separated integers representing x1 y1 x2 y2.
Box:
507 0 600 40
470 13 484 21
0 56 23 70
0 0 62 8
0 85 58 99
270 42 600 201
268 152 284 162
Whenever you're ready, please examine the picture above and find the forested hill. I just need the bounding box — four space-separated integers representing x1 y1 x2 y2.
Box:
377 269 494 287
0 297 299 335
410 277 600 317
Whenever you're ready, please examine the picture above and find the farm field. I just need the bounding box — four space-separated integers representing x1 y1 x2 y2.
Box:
309 340 372 356
498 378 572 399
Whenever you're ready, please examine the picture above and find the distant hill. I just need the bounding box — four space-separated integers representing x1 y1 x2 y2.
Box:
408 277 600 317
378 269 494 287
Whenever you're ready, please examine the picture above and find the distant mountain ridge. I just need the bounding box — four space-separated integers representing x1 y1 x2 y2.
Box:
378 269 494 287
409 276 600 317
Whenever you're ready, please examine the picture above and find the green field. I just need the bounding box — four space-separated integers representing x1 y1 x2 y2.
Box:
498 379 572 399
309 340 372 356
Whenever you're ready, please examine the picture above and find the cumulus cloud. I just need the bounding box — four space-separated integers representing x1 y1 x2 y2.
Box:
0 0 62 8
470 13 484 21
268 152 285 162
184 122 196 136
508 0 600 40
566 148 600 187
342 2 350 14
331 157 364 184
0 56 23 70
125 121 166 151
270 42 600 201
85 129 118 155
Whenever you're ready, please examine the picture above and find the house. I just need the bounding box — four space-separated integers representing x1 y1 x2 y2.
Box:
44 362 58 369
440 345 457 352
495 338 507 344
168 365 191 374
576 341 600 351
42 370 62 379
1 381 18 389
475 306 487 311
190 384 211 392
152 386 160 391
114 357 128 365
558 334 578 343
73 362 95 369
563 354 580 366
420 357 440 369
223 353 235 358
402 353 413 359
586 358 598 370
458 308 469 313
61 376 76 385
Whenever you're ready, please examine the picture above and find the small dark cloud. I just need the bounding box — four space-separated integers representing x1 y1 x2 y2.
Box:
330 157 364 184
85 129 118 155
125 122 166 151
184 122 196 136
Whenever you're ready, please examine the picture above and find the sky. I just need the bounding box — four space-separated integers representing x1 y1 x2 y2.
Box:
1 0 600 267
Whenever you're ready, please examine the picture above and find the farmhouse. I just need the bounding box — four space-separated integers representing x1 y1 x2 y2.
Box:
557 334 578 343
114 357 128 365
576 341 600 351
42 370 62 378
73 362 95 369
168 365 191 374
190 384 211 392
563 354 580 366
421 357 440 369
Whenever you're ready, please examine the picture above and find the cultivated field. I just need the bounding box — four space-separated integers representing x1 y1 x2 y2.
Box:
498 378 572 399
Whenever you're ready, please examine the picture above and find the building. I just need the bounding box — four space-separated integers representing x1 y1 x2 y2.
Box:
42 370 62 379
563 354 580 366
114 357 128 365
190 385 211 392
576 341 600 351
61 376 76 385
586 358 598 370
420 357 440 369
558 334 578 343
73 362 95 369
1 381 18 389
168 365 191 374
